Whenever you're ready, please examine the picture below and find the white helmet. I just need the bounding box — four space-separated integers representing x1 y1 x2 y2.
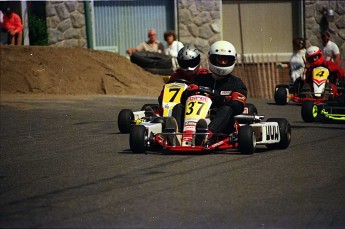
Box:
208 40 237 79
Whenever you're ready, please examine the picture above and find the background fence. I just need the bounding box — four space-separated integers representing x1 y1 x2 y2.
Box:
233 54 291 99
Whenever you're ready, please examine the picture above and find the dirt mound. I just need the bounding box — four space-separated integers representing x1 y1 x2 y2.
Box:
0 46 165 96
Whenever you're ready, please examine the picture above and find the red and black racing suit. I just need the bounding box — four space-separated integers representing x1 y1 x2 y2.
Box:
174 72 247 134
156 68 209 116
305 61 345 105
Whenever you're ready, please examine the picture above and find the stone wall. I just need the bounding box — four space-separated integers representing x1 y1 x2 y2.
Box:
46 1 87 47
305 0 345 65
177 0 221 67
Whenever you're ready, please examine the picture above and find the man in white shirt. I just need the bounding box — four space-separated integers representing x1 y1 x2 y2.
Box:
321 31 341 67
126 29 164 55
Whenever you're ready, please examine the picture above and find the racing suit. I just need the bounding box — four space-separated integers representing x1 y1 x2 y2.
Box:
175 73 247 134
156 68 209 116
305 60 344 96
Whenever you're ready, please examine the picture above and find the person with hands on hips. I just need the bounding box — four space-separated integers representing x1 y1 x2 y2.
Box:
173 40 248 145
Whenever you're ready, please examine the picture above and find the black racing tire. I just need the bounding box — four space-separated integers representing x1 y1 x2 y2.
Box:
130 51 172 69
266 118 291 150
301 101 317 123
143 68 173 76
274 86 288 105
141 104 159 112
130 125 147 153
244 103 258 115
118 109 134 133
238 125 256 155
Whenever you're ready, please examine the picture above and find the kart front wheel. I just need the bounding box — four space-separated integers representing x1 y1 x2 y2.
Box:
118 109 134 133
238 125 256 155
130 125 147 153
301 101 318 122
274 86 288 105
266 118 291 150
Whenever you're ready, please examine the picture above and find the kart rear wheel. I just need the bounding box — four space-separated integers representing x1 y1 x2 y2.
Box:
301 101 318 123
141 104 159 111
130 125 147 153
238 125 256 155
244 103 258 115
266 118 291 150
274 86 288 105
118 109 134 133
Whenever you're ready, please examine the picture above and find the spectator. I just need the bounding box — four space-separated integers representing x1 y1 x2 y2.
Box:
321 31 341 67
163 30 184 70
126 29 164 55
290 37 306 95
2 7 23 45
0 9 3 25
290 37 306 82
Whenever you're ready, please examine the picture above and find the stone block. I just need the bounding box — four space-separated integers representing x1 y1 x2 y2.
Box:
65 1 78 12
71 12 85 28
189 3 199 17
179 8 193 24
210 11 220 20
196 0 220 12
57 19 72 32
336 16 345 29
336 1 345 15
194 11 212 26
64 28 81 39
48 28 64 44
64 39 79 47
339 29 345 40
79 38 87 48
179 24 190 37
194 37 209 54
77 2 85 14
198 24 213 39
305 4 316 18
210 20 220 33
187 24 199 37
46 5 57 17
56 3 70 21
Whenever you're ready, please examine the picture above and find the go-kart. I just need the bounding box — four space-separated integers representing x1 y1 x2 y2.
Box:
129 86 291 154
118 79 258 133
301 100 345 122
274 66 342 105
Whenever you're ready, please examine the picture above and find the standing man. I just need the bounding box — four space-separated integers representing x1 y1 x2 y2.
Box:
126 29 164 55
2 7 23 45
321 31 341 67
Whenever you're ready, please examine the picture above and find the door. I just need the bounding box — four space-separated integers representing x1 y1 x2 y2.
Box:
92 0 175 57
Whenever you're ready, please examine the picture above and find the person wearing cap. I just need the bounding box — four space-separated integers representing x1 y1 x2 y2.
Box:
2 7 23 45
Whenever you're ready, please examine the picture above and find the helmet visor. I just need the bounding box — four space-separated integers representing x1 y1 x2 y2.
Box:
307 54 320 64
178 56 200 70
209 54 235 67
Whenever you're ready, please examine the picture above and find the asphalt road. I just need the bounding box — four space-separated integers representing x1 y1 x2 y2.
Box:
1 96 344 228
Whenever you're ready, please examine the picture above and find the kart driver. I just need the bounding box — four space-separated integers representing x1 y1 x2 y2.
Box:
173 40 248 145
305 46 344 98
155 45 209 116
